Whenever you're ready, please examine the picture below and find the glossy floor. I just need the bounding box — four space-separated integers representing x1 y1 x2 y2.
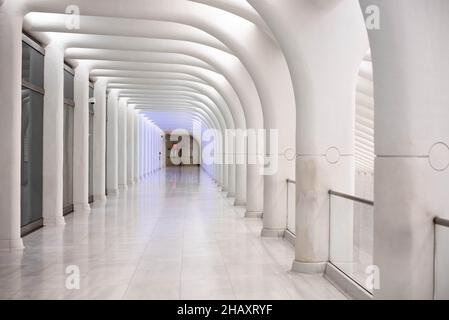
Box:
0 167 346 300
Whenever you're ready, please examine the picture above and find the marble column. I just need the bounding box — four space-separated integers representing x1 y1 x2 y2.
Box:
42 44 65 225
106 90 119 194
73 65 90 213
133 111 140 181
361 0 449 299
0 11 24 249
127 105 135 185
92 80 107 202
117 98 127 189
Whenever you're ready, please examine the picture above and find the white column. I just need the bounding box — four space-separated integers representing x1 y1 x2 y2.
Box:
149 124 154 173
133 112 140 181
106 91 119 194
140 119 144 176
0 12 24 250
42 44 65 225
153 126 156 172
158 130 163 170
151 124 157 172
156 129 160 170
245 163 263 216
146 120 151 175
140 118 145 177
139 116 145 178
127 105 135 185
234 135 247 206
226 134 236 197
93 80 107 201
144 121 149 176
361 0 449 299
161 131 166 169
248 0 366 263
117 98 127 188
73 65 90 214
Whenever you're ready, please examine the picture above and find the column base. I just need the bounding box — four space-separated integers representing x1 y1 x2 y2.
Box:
0 238 24 251
73 203 91 214
107 188 119 195
127 180 135 186
291 260 327 274
234 199 246 207
43 216 66 226
93 194 107 202
245 211 263 218
261 227 285 238
119 184 128 190
226 192 235 198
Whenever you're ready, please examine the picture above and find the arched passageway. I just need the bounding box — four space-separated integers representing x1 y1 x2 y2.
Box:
0 0 448 301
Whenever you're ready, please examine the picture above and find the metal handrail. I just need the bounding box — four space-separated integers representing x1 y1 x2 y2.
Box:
434 217 449 228
286 179 296 184
328 190 374 206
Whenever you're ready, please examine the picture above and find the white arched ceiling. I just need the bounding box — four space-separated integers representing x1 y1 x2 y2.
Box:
189 0 275 40
136 106 215 133
23 12 265 209
19 0 299 225
126 94 227 127
89 63 247 127
22 20 256 129
24 14 231 53
23 0 296 151
130 98 225 133
102 79 233 131
87 70 236 128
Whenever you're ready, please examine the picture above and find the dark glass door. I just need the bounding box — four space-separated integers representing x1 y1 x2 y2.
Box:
21 88 44 235
63 103 75 215
63 67 75 215
89 110 94 203
88 85 94 204
20 39 44 236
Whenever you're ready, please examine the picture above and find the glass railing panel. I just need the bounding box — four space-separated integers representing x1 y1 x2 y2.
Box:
329 191 374 294
435 220 449 299
286 180 295 234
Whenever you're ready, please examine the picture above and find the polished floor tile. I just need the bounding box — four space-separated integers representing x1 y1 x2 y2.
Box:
1 167 346 300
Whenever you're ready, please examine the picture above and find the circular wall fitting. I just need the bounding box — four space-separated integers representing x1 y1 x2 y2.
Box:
325 147 340 164
284 148 296 161
429 142 449 172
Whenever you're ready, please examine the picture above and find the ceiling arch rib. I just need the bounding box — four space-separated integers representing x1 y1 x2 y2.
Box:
87 66 244 130
88 63 247 130
94 70 207 85
128 96 227 133
139 106 214 128
65 47 216 72
24 13 231 53
24 13 243 139
102 77 235 129
135 105 217 134
188 0 275 40
64 46 244 132
65 53 238 132
24 0 295 153
105 79 232 135
23 9 264 137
